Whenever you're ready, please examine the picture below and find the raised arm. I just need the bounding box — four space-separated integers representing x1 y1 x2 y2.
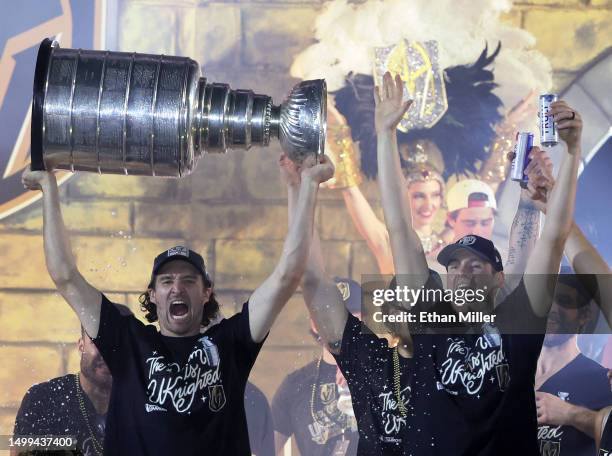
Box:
327 100 394 274
21 169 102 337
515 146 611 321
281 154 348 354
523 101 582 316
505 146 553 275
505 193 540 274
375 73 428 290
564 222 612 325
341 186 394 274
248 155 334 343
502 148 552 294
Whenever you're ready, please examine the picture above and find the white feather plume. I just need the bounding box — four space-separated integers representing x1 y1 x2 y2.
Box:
290 0 552 109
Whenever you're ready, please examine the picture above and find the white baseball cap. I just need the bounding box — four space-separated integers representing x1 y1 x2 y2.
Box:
446 179 497 213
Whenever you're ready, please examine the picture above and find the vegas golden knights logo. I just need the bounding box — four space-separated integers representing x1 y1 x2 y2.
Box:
336 281 350 302
540 440 560 456
208 385 226 412
0 0 106 220
319 383 336 404
495 363 511 392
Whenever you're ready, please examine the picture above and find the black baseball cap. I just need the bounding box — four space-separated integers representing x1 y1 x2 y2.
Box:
151 246 209 282
437 235 503 272
333 277 362 315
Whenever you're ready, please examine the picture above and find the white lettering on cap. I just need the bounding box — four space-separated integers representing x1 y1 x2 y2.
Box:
167 246 189 258
458 236 477 246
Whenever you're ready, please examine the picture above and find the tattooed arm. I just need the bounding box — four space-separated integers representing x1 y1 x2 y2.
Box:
506 192 541 275
501 143 553 299
501 192 541 297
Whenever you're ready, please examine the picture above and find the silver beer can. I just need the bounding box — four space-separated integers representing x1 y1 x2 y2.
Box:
539 94 558 147
510 132 534 184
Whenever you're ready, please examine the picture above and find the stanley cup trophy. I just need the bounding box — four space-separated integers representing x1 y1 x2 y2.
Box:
31 39 326 176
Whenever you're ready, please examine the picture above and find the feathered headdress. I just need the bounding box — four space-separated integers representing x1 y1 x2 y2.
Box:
334 43 503 179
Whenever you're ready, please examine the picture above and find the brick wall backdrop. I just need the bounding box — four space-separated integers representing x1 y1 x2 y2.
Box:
0 0 610 446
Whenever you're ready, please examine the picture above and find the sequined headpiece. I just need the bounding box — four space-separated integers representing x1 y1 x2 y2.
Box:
334 43 503 179
401 140 444 191
373 40 447 132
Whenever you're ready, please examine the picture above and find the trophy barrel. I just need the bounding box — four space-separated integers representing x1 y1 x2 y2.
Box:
32 39 201 177
31 39 327 176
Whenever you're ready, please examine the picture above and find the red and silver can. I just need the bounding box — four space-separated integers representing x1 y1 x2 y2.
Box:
511 132 534 184
539 94 559 147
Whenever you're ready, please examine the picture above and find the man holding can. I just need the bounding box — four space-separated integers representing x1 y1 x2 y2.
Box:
300 71 584 455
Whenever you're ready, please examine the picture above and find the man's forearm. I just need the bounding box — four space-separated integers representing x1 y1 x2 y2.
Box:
287 181 324 283
341 187 394 274
523 146 580 316
565 403 598 439
290 186 348 352
277 178 318 285
566 222 610 275
287 179 325 284
42 175 79 284
542 146 580 243
506 194 540 275
565 221 612 326
376 131 428 284
377 132 413 236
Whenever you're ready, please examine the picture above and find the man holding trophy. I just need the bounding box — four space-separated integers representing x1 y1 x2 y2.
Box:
20 39 331 456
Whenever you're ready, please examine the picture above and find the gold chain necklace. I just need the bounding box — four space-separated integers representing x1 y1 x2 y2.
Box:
75 373 104 456
310 357 327 427
392 347 408 418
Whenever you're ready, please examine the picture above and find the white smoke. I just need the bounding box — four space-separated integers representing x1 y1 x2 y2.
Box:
291 0 552 109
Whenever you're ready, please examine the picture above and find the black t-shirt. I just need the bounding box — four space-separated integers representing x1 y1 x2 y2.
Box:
537 354 612 456
332 315 415 455
93 294 264 456
272 358 359 456
412 276 547 455
245 381 275 456
337 274 547 455
13 373 105 456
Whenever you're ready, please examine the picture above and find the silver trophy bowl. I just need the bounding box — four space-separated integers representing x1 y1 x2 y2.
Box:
31 39 326 176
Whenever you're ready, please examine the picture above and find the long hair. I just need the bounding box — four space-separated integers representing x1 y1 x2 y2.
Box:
334 43 503 179
138 272 220 327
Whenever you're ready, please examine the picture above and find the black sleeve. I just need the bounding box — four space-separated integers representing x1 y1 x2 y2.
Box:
13 386 44 436
259 401 276 456
333 313 388 381
255 389 275 456
226 302 267 369
495 278 548 333
91 294 131 374
270 375 295 437
244 382 275 456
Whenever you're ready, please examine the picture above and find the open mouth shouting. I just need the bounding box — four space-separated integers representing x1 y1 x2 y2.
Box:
169 299 190 321
454 277 475 290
